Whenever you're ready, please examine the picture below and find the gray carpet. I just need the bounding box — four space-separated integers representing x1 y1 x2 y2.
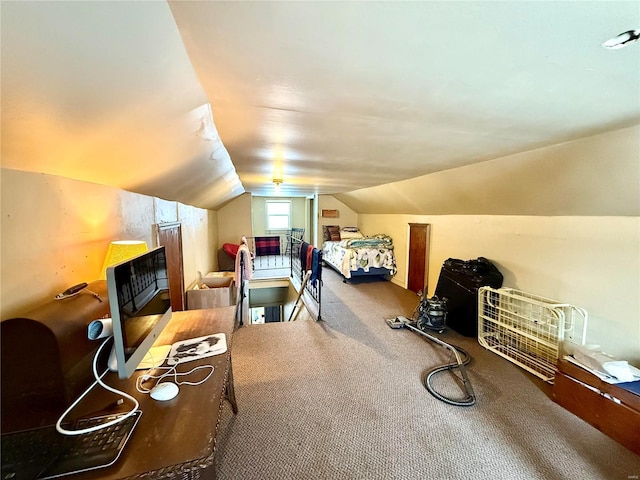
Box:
216 268 640 479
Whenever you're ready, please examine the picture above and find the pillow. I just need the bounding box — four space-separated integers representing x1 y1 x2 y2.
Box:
327 225 340 242
340 230 364 239
223 243 239 258
322 225 335 241
323 225 339 241
342 226 359 232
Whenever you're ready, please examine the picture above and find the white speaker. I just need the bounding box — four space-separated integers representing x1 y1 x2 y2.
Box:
87 318 113 340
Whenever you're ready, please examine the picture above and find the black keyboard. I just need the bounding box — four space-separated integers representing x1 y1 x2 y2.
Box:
1 410 141 480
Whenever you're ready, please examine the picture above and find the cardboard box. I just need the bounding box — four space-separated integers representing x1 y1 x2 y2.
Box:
187 275 235 309
203 272 236 288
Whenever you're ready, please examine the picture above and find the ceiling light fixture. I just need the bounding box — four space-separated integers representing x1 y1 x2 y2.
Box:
273 178 283 193
602 29 640 49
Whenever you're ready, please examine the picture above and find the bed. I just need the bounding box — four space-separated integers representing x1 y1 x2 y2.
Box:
321 226 397 282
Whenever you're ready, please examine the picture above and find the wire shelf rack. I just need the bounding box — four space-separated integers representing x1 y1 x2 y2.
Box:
477 287 588 383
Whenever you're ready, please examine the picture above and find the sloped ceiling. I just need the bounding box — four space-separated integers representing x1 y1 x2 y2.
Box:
1 1 244 209
1 1 639 211
335 125 640 216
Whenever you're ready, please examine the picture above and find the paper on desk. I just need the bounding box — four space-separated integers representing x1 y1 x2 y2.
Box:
570 344 640 383
563 355 640 384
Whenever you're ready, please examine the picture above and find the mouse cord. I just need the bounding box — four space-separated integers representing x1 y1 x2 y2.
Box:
135 364 215 393
172 364 215 386
56 337 140 436
135 364 177 394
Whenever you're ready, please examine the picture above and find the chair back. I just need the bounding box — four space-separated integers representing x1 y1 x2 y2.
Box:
285 228 305 255
291 227 304 241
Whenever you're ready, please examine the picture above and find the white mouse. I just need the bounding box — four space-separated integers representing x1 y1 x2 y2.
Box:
150 382 179 401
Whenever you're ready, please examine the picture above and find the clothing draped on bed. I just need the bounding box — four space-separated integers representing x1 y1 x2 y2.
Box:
254 236 281 256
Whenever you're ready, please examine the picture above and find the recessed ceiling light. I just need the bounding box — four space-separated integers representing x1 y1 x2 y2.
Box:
602 29 640 49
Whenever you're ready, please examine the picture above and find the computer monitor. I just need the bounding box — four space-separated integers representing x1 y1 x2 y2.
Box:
106 246 172 379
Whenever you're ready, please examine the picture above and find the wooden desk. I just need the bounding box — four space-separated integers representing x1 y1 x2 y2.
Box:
75 306 237 480
553 359 640 455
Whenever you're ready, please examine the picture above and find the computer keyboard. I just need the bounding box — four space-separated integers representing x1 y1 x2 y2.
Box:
1 410 142 480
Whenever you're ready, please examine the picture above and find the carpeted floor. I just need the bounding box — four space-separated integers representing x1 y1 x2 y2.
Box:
215 268 640 479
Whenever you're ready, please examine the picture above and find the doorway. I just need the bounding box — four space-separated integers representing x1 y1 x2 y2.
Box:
250 305 283 324
407 223 431 294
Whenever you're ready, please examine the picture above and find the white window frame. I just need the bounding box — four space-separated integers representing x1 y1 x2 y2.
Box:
265 200 291 231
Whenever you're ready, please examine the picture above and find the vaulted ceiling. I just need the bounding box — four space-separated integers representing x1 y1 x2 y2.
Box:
2 1 639 210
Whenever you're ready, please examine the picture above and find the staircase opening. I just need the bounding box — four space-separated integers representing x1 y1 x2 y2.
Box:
245 278 307 324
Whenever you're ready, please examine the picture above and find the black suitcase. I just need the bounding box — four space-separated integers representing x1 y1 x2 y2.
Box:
434 257 503 337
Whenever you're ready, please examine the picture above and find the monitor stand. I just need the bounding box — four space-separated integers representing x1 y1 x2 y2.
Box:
107 345 172 372
137 345 172 370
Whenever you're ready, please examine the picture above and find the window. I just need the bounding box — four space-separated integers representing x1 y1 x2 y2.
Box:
266 200 290 230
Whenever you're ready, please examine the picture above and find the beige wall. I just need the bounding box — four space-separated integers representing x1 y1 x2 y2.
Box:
178 202 218 281
217 193 253 246
0 168 217 319
316 195 359 246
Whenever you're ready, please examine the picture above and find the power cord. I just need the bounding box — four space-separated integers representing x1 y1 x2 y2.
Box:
56 337 140 436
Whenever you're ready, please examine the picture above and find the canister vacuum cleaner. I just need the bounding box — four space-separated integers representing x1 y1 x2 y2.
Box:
387 294 476 406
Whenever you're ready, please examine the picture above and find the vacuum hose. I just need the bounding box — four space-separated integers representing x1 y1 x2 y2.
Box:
403 322 476 407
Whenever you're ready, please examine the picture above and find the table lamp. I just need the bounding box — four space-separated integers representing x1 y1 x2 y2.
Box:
100 240 148 279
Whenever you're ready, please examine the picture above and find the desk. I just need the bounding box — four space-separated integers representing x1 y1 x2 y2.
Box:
553 359 640 455
75 306 237 480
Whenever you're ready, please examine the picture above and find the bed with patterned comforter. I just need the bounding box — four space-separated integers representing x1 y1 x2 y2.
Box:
322 234 397 280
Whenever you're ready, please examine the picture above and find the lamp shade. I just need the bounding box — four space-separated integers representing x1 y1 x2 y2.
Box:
100 240 148 279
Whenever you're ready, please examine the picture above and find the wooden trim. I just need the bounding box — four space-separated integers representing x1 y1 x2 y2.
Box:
155 222 185 311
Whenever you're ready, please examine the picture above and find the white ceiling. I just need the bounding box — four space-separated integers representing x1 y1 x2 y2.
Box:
2 1 639 209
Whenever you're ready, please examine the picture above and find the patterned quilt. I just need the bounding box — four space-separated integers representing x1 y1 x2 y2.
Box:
322 235 397 279
338 234 393 249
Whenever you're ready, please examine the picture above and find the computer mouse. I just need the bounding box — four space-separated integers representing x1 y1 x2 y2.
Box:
150 382 179 401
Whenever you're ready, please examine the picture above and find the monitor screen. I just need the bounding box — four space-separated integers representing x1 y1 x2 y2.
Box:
106 246 172 379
